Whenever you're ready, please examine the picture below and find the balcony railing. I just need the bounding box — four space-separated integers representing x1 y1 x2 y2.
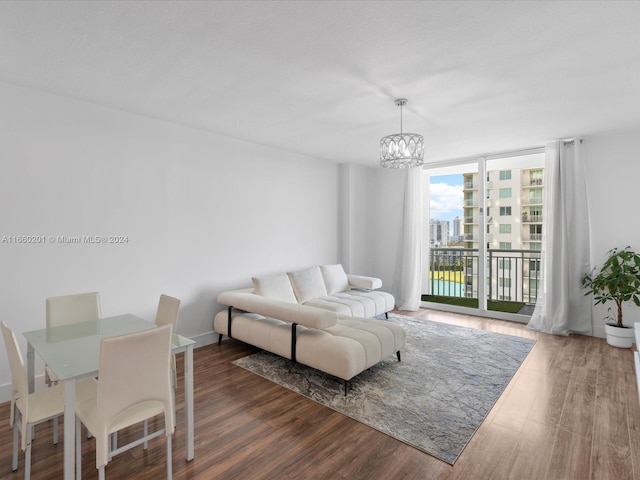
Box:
522 214 543 223
428 247 541 305
523 233 542 241
528 178 543 186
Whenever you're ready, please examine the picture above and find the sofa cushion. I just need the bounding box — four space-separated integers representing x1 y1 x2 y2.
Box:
252 273 298 303
320 264 350 295
287 266 328 304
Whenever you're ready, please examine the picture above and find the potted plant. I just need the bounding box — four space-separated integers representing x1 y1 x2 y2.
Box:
581 246 640 348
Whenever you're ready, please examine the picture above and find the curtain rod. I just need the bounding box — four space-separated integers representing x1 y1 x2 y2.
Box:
424 138 583 169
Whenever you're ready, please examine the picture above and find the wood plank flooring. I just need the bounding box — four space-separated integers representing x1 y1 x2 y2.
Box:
1 308 639 479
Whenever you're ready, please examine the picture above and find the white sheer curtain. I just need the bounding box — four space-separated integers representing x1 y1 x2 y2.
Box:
395 166 423 311
527 139 592 335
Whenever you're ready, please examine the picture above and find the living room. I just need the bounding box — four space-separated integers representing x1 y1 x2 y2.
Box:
1 1 640 479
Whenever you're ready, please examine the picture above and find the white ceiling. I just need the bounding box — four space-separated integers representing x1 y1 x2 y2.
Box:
2 1 640 166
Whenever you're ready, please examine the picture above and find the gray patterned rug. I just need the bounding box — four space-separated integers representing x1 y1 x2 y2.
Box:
232 314 535 464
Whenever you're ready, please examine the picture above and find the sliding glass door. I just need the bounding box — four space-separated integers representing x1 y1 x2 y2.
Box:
423 150 545 323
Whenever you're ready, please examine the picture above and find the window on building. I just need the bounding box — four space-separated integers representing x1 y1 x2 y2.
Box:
530 188 543 199
529 169 543 185
499 242 512 249
499 224 511 234
499 170 512 180
499 278 511 288
499 259 511 269
499 206 512 216
499 188 512 198
531 242 542 250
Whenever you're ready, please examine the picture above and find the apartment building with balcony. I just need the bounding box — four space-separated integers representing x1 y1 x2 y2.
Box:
461 166 544 304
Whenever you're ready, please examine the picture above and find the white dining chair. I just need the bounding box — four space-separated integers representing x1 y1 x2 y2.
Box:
45 291 101 384
46 292 101 328
74 324 175 480
45 291 101 441
155 294 180 384
113 295 180 453
1 320 62 480
1 321 94 480
155 294 180 329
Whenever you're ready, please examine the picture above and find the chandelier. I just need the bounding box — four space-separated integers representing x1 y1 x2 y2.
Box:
380 98 424 168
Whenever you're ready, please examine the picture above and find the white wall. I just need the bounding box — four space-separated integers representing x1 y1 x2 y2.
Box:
583 128 640 336
0 83 340 400
342 164 405 299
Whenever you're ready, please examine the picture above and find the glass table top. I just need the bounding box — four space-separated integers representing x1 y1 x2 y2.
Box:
24 314 194 382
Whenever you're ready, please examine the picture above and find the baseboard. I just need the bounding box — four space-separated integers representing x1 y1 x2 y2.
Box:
592 323 606 339
189 331 218 349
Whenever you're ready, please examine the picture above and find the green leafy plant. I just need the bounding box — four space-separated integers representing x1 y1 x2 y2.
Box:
581 246 640 328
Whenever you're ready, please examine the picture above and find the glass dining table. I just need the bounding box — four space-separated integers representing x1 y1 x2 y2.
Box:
24 314 195 480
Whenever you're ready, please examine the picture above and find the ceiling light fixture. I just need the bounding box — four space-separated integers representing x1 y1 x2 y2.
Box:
380 98 424 168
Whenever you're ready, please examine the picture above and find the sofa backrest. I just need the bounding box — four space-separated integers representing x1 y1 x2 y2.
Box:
251 264 351 305
217 290 338 329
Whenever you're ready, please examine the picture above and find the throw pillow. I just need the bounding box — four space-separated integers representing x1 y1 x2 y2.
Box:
287 266 328 304
252 273 298 303
320 264 350 295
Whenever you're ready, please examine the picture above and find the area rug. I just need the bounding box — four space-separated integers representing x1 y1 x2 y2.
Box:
232 314 535 464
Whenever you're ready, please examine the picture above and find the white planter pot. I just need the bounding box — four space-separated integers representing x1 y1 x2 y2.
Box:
605 323 635 348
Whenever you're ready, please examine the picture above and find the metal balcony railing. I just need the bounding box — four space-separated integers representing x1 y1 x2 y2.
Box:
523 233 542 241
428 247 541 305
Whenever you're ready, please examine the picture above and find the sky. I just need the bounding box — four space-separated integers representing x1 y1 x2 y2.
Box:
429 174 463 224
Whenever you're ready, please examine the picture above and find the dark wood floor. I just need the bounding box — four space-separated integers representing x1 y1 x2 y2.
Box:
1 308 639 479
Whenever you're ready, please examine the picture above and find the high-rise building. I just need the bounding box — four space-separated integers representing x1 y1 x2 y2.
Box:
461 166 544 303
452 216 463 243
429 219 450 247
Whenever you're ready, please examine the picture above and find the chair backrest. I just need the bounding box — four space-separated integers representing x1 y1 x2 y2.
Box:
95 324 174 467
1 321 29 448
155 294 180 330
46 292 101 328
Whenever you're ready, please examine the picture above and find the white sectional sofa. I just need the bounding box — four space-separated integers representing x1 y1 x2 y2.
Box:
213 264 405 393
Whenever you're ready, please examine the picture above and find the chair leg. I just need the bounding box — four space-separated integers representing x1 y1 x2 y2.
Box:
98 466 105 480
143 420 149 450
111 432 117 460
25 428 32 480
76 418 82 480
12 418 18 471
53 416 59 444
166 435 173 480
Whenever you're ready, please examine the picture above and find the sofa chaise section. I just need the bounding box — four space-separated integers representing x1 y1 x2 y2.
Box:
213 265 405 392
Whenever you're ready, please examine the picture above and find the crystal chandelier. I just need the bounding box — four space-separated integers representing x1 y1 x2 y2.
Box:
380 98 424 168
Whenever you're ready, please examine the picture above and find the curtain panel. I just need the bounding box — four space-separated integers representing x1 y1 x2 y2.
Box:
395 166 423 311
527 139 592 335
